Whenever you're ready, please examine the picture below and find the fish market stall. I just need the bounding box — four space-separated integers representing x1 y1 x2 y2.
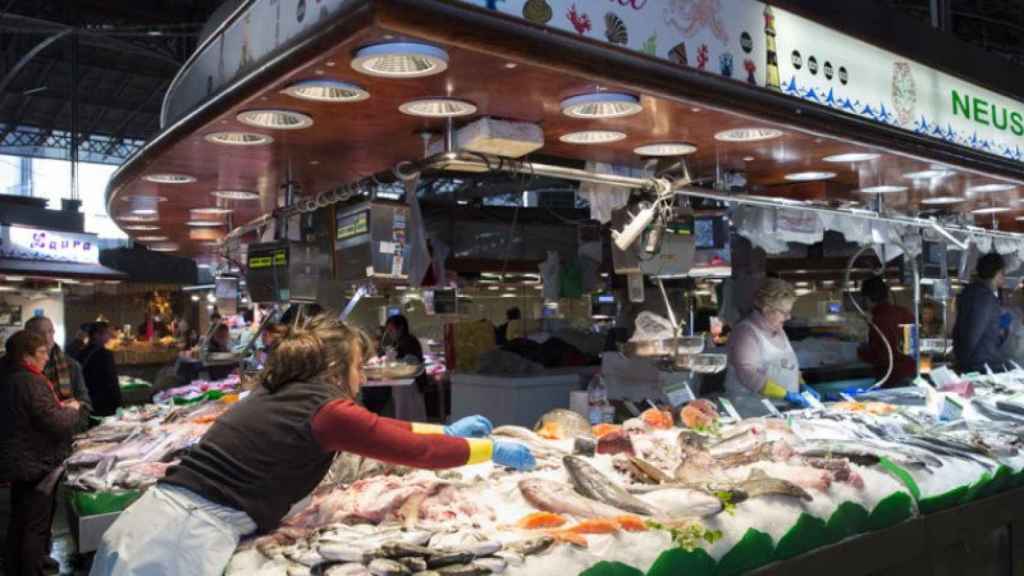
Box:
99 0 1024 572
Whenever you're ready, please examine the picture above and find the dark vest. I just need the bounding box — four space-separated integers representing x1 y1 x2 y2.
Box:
161 380 341 532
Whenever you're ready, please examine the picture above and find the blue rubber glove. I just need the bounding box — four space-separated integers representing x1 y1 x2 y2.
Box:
492 441 536 471
801 385 821 401
444 415 494 438
784 391 810 409
840 386 867 398
1000 312 1013 331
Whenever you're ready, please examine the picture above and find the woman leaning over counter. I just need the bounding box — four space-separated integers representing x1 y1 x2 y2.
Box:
90 314 535 576
724 278 819 417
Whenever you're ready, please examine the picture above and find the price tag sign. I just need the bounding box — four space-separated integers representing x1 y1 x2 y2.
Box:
802 391 825 410
940 395 964 421
839 393 856 402
719 397 742 420
665 383 695 407
761 398 782 417
623 400 641 417
912 376 932 389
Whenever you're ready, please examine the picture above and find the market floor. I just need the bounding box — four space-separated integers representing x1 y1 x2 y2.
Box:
0 485 91 576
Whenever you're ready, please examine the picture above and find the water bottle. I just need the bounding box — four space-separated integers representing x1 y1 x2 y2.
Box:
587 374 609 425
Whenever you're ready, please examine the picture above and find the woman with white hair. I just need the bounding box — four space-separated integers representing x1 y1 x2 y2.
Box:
724 278 818 416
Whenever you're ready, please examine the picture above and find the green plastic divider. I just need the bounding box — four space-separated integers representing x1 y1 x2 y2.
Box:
715 529 775 576
644 548 716 576
866 492 915 531
825 501 870 543
579 561 644 576
172 389 224 405
69 489 141 516
774 513 830 562
961 472 993 504
975 466 1012 500
877 457 921 501
918 486 968 515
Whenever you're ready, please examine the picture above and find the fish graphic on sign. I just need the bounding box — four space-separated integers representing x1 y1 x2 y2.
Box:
664 0 729 45
891 62 917 127
523 0 552 24
605 13 628 45
567 4 592 34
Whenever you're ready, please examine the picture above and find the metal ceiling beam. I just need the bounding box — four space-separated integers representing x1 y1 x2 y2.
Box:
0 56 58 142
101 79 168 155
0 28 71 103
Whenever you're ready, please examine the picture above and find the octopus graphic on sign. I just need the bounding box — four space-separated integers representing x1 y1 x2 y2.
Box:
891 62 917 127
664 0 729 45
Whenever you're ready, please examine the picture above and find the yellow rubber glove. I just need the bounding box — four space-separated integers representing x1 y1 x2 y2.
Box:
761 379 788 399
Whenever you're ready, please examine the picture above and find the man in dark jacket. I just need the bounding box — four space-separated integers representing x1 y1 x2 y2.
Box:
26 316 92 431
77 321 122 417
953 252 1007 373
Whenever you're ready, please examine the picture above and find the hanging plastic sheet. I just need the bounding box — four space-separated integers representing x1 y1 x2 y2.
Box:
404 174 431 287
539 251 561 301
733 205 787 254
577 162 636 224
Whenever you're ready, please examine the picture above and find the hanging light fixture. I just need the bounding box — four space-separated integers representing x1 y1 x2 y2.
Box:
191 207 233 216
559 130 627 144
858 185 908 194
143 173 195 184
282 79 370 102
204 132 274 146
351 42 449 78
822 152 880 163
713 127 784 142
560 92 642 119
971 205 1010 215
211 190 259 201
967 183 1016 194
920 196 964 205
633 142 697 156
784 171 836 182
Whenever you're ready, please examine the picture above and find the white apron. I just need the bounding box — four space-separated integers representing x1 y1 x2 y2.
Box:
724 318 800 417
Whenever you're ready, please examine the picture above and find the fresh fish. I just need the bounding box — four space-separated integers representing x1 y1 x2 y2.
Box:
398 558 428 572
436 565 490 576
472 557 507 574
676 430 710 454
367 558 411 576
573 436 596 457
636 488 723 517
289 564 313 576
563 456 657 516
708 429 760 458
901 437 996 469
285 547 325 567
793 439 940 471
319 544 369 564
596 430 634 456
534 410 592 439
673 451 717 483
460 541 501 557
379 542 436 559
715 441 784 468
627 456 672 484
518 478 630 518
311 563 372 576
739 468 813 501
426 551 474 569
492 426 568 457
504 536 553 557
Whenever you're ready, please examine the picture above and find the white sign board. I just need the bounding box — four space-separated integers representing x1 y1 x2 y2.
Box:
0 226 100 265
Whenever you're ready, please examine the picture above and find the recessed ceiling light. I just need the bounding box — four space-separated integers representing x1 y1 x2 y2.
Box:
131 208 158 215
560 92 642 119
743 156 755 162
905 169 953 179
118 214 158 222
559 130 627 144
858 185 908 194
4 276 25 282
351 42 449 78
784 171 836 181
122 225 161 231
398 98 477 118
236 109 314 129
190 207 233 216
972 206 1011 214
633 142 697 156
281 79 370 102
211 190 259 202
144 173 195 184
714 127 784 142
150 243 180 252
501 293 517 298
823 152 881 163
967 183 1016 194
921 196 965 205
204 131 274 146
504 62 518 69
120 195 168 203
136 235 169 242
186 220 224 227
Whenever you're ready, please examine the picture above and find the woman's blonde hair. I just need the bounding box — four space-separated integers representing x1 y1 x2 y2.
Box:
753 278 797 312
261 313 374 396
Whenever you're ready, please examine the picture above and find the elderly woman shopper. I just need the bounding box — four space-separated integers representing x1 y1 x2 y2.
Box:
25 315 92 430
4 329 82 576
724 278 819 416
90 314 534 576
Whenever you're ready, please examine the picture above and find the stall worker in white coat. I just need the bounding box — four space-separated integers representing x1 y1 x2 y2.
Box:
724 278 819 416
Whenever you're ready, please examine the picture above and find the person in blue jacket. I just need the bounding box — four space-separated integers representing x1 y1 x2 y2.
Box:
953 252 1007 373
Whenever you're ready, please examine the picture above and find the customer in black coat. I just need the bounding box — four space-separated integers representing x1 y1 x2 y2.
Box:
953 252 1007 373
77 321 122 417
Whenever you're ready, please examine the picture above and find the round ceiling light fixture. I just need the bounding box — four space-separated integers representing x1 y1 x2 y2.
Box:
236 109 314 130
117 214 158 222
633 142 698 156
119 195 167 203
122 225 161 231
971 206 1011 215
204 131 274 146
351 42 449 78
143 173 195 184
282 79 370 102
713 127 784 142
186 220 224 227
150 243 180 252
823 152 881 163
136 235 169 242
967 183 1016 194
211 190 259 201
130 208 158 216
560 92 642 119
784 171 836 182
920 196 965 205
190 207 233 216
398 98 477 118
858 185 908 194
905 168 953 179
559 130 627 145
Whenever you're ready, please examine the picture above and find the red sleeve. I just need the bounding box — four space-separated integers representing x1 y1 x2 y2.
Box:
311 399 470 469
